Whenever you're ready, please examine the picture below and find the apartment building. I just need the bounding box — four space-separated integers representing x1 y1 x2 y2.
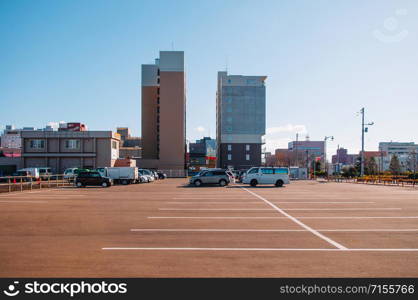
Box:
21 130 120 173
216 71 266 170
141 51 186 174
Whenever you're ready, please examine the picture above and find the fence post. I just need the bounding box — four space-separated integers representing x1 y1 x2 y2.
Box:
20 177 23 192
8 178 11 193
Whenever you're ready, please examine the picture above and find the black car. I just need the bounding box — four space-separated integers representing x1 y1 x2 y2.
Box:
75 172 112 188
157 171 167 179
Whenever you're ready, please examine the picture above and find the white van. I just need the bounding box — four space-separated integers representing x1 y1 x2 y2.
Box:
242 167 290 187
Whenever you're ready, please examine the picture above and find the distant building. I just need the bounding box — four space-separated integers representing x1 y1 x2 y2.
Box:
216 71 266 170
21 130 120 173
378 142 418 172
331 148 358 165
140 51 186 175
189 137 216 171
117 127 142 159
1 125 22 148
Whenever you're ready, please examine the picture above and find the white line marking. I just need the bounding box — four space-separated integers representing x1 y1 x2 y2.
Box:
0 200 47 203
148 216 418 219
130 228 418 232
240 187 348 250
102 247 418 252
158 208 401 211
166 201 377 204
173 197 254 200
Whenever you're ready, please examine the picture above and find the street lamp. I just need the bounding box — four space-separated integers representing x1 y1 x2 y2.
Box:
324 136 334 175
359 108 374 177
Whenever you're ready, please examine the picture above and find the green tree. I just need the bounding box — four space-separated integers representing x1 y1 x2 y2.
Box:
406 150 418 174
366 157 378 175
389 154 401 175
342 166 357 178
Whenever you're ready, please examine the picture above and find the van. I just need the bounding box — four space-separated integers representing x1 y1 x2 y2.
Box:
242 167 290 187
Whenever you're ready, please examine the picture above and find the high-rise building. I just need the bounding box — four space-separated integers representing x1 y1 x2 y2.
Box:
216 71 266 170
141 51 186 174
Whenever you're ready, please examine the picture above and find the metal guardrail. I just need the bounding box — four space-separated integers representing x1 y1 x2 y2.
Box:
0 174 76 193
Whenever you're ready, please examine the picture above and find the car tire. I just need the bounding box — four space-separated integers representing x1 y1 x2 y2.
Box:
194 180 202 187
250 179 258 187
76 181 83 188
102 182 109 188
275 179 284 187
219 179 227 187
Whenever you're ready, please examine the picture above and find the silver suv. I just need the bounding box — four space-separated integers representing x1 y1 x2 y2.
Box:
189 170 230 187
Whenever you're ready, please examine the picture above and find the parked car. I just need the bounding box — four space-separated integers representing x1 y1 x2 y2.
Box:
138 169 154 182
242 167 290 187
17 168 40 179
139 174 149 183
189 169 230 187
64 168 91 179
151 170 159 180
12 170 33 182
75 171 112 188
157 171 167 179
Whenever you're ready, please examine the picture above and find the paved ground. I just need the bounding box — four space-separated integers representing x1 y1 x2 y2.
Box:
0 179 417 277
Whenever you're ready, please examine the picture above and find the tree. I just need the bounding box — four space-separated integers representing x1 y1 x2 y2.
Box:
389 154 401 175
367 157 378 175
406 150 418 174
342 166 357 178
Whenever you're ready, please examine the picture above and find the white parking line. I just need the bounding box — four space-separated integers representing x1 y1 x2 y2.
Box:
130 228 418 232
166 201 377 204
158 208 401 211
173 197 254 200
0 200 48 203
102 247 418 252
148 216 418 219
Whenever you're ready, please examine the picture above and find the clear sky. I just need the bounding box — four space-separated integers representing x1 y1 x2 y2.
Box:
1 0 417 158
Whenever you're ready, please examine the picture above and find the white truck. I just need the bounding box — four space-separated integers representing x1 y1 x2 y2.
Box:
102 167 139 185
242 167 290 187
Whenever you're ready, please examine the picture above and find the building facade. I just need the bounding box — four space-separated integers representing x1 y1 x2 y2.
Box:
216 71 266 170
188 137 216 171
141 51 186 174
1 125 22 148
21 131 120 173
378 142 418 172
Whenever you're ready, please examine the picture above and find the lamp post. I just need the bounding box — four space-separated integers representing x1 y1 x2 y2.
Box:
324 136 334 176
359 108 374 177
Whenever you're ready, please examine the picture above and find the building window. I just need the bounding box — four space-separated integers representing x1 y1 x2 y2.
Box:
227 144 232 151
227 116 232 123
246 154 250 161
30 139 45 149
64 139 80 149
246 144 250 151
226 106 232 113
112 141 118 149
227 154 232 160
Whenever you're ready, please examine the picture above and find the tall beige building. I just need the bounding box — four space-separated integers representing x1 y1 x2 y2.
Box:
141 51 186 175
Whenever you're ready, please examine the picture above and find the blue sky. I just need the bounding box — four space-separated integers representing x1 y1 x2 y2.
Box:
1 0 417 157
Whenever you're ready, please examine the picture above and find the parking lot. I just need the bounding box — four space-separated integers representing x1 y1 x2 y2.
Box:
0 179 417 277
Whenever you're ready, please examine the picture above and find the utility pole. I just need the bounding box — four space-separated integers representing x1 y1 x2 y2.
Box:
360 107 374 177
324 136 334 175
295 133 299 167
